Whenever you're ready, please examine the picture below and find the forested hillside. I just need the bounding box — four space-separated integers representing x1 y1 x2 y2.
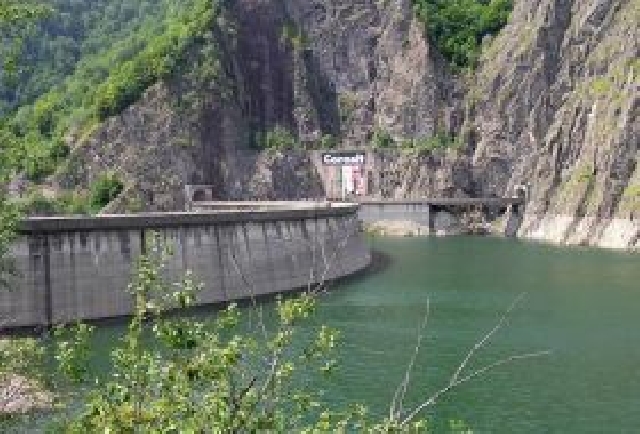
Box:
1 0 216 188
1 0 185 112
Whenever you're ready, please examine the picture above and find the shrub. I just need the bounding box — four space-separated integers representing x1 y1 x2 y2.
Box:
16 190 93 216
372 128 395 149
89 172 124 210
414 131 464 151
258 125 299 150
413 0 513 70
16 193 58 216
319 133 337 149
23 137 70 182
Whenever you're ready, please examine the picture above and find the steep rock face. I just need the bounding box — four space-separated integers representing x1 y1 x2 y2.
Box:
283 0 459 144
56 0 467 209
471 0 639 249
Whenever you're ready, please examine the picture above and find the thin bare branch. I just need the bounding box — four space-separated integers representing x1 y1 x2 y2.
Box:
449 292 527 385
397 293 550 427
390 298 430 420
228 242 268 340
400 350 551 426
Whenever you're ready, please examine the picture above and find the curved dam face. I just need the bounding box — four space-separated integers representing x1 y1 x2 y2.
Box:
1 203 370 330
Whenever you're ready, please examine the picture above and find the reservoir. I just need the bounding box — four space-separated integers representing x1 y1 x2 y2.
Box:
27 236 639 432
309 237 639 432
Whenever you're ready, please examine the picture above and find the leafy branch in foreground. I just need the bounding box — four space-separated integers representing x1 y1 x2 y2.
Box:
49 236 420 432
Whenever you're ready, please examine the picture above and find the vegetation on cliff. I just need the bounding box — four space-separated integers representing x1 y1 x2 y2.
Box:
0 0 197 113
412 0 513 69
0 0 218 186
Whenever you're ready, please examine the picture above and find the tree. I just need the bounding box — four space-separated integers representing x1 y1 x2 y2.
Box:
412 0 513 70
0 0 49 287
0 0 52 75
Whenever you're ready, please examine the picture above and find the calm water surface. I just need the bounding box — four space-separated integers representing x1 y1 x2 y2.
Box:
32 236 639 433
311 237 639 433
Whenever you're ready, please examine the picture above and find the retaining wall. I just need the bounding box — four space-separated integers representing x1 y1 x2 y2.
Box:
1 204 370 330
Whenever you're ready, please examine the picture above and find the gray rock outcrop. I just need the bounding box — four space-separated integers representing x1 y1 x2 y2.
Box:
470 0 638 248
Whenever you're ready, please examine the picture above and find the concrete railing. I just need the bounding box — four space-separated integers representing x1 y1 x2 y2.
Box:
2 203 370 331
189 200 335 212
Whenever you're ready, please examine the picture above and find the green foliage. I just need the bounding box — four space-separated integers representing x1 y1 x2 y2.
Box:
372 128 395 149
15 192 58 216
38 237 427 432
89 172 124 210
0 337 45 381
21 137 69 182
54 322 94 384
1 0 204 112
370 130 464 153
338 92 358 124
620 184 640 212
0 0 48 290
15 190 94 216
94 1 216 120
0 0 219 186
280 23 307 51
320 133 337 149
0 203 19 289
0 0 52 81
412 0 513 70
413 131 465 152
256 125 300 150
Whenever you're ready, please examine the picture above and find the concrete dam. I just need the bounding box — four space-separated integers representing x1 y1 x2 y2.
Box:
1 203 370 330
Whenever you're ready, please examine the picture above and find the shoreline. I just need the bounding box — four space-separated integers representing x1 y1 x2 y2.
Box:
363 218 639 253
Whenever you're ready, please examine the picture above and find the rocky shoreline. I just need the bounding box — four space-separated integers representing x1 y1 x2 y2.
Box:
519 215 639 252
364 215 639 252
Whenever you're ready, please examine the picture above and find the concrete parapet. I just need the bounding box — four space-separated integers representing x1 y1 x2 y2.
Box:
1 203 370 330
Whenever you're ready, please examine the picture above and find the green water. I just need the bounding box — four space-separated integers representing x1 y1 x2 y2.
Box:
311 236 640 432
24 236 639 433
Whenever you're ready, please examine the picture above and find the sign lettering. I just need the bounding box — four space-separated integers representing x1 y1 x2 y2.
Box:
321 152 366 166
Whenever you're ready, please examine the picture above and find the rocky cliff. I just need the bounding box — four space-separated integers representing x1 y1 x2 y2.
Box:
54 0 638 249
470 0 638 249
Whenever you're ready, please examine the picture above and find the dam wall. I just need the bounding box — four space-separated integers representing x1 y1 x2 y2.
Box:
1 203 370 330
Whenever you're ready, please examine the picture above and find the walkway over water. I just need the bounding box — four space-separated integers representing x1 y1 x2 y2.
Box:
354 197 524 207
355 197 525 236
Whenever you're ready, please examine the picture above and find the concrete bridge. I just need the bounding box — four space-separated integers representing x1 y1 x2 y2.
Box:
355 197 524 208
354 197 525 236
1 203 370 331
